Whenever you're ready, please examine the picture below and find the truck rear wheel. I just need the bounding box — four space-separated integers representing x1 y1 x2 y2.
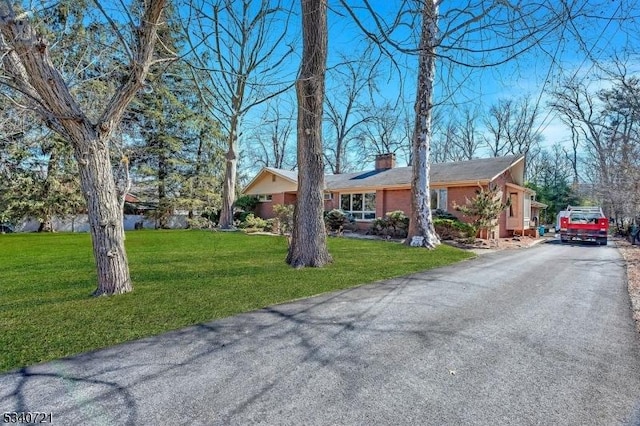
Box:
597 237 607 246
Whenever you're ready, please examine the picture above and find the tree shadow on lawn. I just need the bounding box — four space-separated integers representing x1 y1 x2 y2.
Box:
0 268 487 425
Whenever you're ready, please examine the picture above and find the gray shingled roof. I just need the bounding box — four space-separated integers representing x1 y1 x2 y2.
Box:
328 155 522 190
258 155 522 191
325 167 410 190
432 155 521 182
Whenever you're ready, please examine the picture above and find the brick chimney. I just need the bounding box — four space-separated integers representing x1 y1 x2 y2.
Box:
375 153 396 170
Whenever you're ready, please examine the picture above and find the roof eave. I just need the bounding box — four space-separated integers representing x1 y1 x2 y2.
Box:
489 154 525 182
242 167 298 194
327 179 494 192
433 179 491 187
327 184 410 192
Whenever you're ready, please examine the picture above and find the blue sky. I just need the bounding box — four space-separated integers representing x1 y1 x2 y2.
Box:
322 1 640 156
22 0 640 170
183 0 640 172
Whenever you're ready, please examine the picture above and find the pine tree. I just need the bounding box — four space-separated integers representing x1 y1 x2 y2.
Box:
455 185 509 240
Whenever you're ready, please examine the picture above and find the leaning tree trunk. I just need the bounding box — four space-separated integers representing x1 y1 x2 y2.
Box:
286 0 331 268
405 0 440 249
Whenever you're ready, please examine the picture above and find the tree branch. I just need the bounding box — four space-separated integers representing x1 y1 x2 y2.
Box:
97 0 166 138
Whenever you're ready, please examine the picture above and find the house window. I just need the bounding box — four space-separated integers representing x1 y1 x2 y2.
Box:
430 189 448 210
340 192 376 220
509 192 517 217
324 192 333 200
257 194 273 202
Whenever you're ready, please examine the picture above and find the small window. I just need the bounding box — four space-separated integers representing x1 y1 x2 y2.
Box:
364 193 376 211
257 194 272 202
430 188 448 210
438 189 447 210
341 194 350 211
324 192 333 200
272 175 277 182
509 192 517 217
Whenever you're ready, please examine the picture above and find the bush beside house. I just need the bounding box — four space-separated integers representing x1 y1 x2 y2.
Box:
237 203 293 235
236 205 478 244
324 209 354 234
370 210 410 238
434 218 476 242
272 204 294 235
454 184 509 240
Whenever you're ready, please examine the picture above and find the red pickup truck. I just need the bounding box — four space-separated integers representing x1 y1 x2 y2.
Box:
558 206 608 245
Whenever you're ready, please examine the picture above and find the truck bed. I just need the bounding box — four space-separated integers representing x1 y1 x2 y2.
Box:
559 217 608 245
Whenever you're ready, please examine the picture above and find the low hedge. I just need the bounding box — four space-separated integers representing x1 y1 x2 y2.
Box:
434 218 476 241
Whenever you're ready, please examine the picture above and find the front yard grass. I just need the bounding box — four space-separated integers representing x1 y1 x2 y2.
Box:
0 230 474 372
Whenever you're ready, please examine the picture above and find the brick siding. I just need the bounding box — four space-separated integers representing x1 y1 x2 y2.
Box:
254 172 519 238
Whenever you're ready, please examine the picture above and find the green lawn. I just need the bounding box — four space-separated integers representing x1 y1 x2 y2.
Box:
0 230 474 372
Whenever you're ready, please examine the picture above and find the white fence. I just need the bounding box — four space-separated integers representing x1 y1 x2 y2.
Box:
14 214 189 233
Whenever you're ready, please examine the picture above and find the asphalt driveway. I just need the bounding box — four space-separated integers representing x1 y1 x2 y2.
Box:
1 241 640 425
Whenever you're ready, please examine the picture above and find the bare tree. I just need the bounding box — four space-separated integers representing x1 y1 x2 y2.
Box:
597 69 640 220
246 98 296 170
286 0 331 267
550 64 640 221
549 80 612 204
484 97 542 162
553 110 582 185
357 101 410 163
0 0 166 295
430 120 457 163
183 0 295 229
484 102 510 157
324 48 379 174
454 107 481 160
431 107 481 163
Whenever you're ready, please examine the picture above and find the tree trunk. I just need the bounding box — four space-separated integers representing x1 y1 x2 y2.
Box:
158 148 168 229
40 146 58 233
335 138 343 174
405 1 440 249
219 103 242 229
74 132 132 296
286 0 331 268
0 0 164 296
38 220 53 233
219 138 238 229
188 127 207 223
